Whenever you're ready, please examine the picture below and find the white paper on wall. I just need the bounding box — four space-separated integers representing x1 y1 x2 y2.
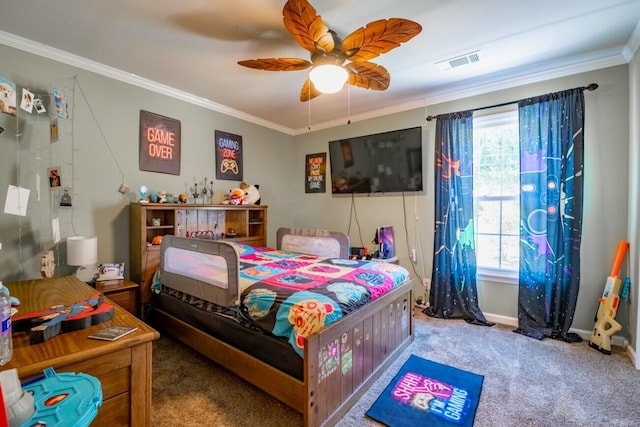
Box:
4 185 30 216
52 218 60 243
36 173 41 201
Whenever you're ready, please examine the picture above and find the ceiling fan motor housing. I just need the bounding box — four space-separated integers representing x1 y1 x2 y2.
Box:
311 49 345 67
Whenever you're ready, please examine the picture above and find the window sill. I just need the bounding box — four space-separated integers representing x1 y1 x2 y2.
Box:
477 268 518 285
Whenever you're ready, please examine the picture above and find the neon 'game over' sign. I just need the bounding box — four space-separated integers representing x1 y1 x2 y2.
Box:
139 110 181 175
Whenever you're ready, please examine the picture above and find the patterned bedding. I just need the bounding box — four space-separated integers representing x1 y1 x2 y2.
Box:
155 239 411 357
231 243 410 357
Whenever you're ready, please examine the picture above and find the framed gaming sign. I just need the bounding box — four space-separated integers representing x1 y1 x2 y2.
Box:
215 130 243 181
305 152 326 193
139 110 181 175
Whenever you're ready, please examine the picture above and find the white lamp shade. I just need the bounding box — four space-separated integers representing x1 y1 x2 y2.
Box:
309 65 348 94
67 236 98 266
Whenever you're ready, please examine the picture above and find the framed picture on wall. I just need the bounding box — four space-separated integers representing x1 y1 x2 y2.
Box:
305 152 326 193
139 110 181 175
215 130 243 181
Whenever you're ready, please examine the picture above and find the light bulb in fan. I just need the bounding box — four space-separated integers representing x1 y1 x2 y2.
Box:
309 65 348 94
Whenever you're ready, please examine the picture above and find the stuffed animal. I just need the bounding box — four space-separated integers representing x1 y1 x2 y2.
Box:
222 187 247 205
240 181 260 204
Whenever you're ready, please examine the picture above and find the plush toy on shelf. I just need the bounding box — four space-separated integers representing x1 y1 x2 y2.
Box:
222 188 247 205
222 182 260 205
240 181 260 205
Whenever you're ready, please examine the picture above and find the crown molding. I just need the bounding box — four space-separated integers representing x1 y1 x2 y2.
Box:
295 48 629 134
0 31 295 136
293 98 427 135
423 48 627 107
1 30 631 137
623 19 640 61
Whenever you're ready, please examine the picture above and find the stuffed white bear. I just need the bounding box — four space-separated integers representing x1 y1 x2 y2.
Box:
240 181 260 204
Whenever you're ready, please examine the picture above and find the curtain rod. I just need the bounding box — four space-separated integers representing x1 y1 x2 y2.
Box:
425 83 598 121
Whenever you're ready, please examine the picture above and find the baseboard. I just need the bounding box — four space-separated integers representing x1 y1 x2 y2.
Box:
626 345 637 368
484 313 518 327
485 313 631 352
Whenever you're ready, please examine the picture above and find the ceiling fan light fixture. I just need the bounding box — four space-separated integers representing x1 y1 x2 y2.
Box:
309 64 348 94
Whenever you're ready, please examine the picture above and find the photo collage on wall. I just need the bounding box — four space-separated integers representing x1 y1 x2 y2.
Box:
1 75 73 218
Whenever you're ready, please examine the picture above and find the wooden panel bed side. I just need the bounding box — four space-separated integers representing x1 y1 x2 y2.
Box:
150 279 414 427
305 280 414 426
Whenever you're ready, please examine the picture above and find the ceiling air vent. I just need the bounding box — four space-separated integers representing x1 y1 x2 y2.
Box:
436 51 480 71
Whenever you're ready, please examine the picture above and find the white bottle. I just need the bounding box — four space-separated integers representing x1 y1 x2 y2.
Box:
0 281 13 366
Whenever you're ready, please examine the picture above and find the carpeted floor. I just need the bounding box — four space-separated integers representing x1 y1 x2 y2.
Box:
152 310 640 426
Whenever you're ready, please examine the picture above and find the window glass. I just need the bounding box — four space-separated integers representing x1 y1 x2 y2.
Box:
473 110 519 282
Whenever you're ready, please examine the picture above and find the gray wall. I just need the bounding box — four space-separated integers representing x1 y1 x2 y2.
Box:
1 43 637 359
293 65 632 339
0 44 296 282
629 48 640 361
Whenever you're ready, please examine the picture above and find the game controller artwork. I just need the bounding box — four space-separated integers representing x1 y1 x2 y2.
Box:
215 129 243 181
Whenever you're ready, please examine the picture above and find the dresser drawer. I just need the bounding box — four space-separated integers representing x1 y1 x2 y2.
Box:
96 280 140 316
93 391 131 427
108 290 133 312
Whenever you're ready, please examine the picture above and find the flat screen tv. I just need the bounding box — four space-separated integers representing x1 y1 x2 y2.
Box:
328 126 423 194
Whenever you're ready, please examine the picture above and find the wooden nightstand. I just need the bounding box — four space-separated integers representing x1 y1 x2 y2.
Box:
95 279 139 316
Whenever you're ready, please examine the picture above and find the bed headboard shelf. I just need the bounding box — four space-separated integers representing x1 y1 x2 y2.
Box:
129 202 268 309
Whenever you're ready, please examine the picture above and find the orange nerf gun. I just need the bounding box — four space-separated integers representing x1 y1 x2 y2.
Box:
589 241 629 354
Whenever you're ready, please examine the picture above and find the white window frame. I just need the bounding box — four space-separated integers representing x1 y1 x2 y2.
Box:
473 110 519 285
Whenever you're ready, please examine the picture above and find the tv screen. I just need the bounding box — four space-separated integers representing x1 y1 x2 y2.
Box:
328 126 423 194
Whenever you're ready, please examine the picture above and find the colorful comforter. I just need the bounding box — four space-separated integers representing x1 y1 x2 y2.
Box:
232 243 411 357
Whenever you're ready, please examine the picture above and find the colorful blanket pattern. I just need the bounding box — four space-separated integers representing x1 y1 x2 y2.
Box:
231 243 411 357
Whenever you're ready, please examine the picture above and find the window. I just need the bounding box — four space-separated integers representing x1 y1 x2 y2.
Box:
473 110 519 283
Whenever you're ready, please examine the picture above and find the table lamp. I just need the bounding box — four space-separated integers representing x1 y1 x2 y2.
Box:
67 236 98 283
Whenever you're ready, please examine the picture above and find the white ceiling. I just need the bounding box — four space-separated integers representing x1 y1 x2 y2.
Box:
1 0 640 134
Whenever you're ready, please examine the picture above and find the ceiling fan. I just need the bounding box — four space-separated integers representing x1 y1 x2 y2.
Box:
238 0 422 101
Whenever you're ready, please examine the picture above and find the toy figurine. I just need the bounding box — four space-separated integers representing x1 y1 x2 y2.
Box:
139 185 148 203
60 188 72 206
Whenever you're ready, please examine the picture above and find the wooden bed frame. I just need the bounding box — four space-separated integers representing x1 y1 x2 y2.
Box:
148 231 415 426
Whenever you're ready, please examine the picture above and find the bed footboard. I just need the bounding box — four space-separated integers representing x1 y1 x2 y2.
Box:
304 279 414 426
152 279 413 427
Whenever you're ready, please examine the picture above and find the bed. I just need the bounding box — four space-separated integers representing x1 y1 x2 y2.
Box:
147 228 414 427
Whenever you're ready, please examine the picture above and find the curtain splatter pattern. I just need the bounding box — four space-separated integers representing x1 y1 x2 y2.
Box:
515 88 585 342
425 112 493 326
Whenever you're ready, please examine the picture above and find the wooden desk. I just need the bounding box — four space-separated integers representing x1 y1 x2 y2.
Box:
3 276 160 427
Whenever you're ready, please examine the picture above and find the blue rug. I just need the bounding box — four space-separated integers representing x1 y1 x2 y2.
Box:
366 355 484 427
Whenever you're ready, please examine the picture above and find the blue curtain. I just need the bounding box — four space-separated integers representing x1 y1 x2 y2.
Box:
424 112 493 326
515 88 585 342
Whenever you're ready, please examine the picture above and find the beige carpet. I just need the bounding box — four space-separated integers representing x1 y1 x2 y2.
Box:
152 310 640 426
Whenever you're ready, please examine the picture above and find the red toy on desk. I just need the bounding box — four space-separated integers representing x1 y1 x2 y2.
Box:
12 293 114 344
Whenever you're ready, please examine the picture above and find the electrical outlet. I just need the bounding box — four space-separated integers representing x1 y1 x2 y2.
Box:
422 277 431 289
411 248 417 263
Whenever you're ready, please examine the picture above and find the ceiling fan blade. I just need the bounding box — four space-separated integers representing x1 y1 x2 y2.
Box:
238 58 312 71
300 79 322 102
347 62 390 91
341 18 422 62
283 0 334 53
